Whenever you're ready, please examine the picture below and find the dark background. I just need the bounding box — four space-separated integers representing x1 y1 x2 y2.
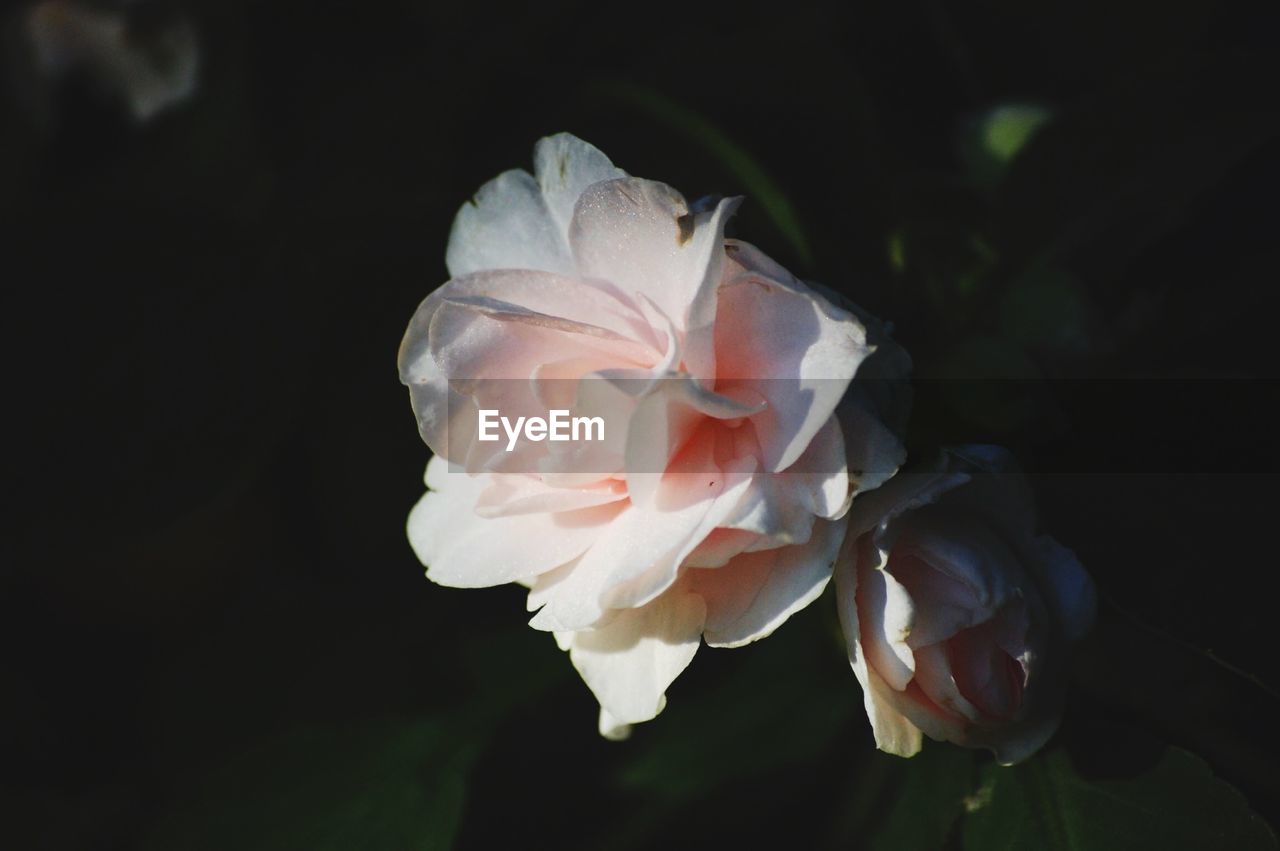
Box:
5 0 1279 848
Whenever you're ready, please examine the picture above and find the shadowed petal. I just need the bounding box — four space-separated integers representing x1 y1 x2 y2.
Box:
561 587 707 726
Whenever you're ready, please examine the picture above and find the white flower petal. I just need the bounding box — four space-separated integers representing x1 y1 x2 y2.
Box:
408 459 622 587
839 399 908 496
474 475 627 518
533 133 627 240
562 588 707 725
863 671 926 758
446 169 573 278
570 179 738 338
598 707 633 741
697 517 844 648
857 542 917 692
835 549 923 757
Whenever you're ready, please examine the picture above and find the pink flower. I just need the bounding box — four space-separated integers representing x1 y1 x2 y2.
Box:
399 134 904 736
835 446 1096 764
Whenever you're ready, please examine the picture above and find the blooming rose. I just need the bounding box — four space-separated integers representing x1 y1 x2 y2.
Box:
399 133 905 737
835 445 1096 764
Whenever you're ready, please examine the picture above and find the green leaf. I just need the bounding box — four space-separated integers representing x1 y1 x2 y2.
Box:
998 266 1097 359
141 717 476 851
592 81 813 267
868 744 976 851
617 610 856 804
822 743 977 850
963 747 1277 851
961 104 1054 187
603 611 857 850
995 56 1279 274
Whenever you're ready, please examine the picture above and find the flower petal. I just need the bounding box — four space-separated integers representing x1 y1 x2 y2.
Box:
474 475 628 518
714 274 871 472
398 269 654 470
560 587 707 726
570 178 738 339
446 132 630 279
912 643 982 723
835 547 923 757
534 433 756 630
408 457 623 587
533 133 627 242
696 517 843 648
1029 536 1097 642
888 511 1024 647
597 707 633 741
856 538 917 691
446 169 573 277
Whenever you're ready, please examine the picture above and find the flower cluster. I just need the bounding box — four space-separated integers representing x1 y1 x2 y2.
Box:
398 134 1094 758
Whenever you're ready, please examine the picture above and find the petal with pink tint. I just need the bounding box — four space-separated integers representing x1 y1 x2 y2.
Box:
399 269 654 469
683 528 759 568
533 440 756 631
570 179 738 339
474 474 627 518
695 517 843 648
430 296 652 379
911 643 981 723
714 275 870 472
949 621 1026 722
894 681 971 745
717 417 851 549
622 376 764 506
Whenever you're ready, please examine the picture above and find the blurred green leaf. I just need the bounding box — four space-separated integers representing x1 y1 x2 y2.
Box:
963 747 1277 851
600 611 858 850
869 744 976 851
618 612 856 804
933 336 1054 435
962 104 1053 187
142 717 476 851
998 266 1097 359
593 81 813 266
821 743 976 850
995 56 1279 274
